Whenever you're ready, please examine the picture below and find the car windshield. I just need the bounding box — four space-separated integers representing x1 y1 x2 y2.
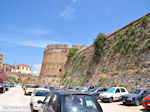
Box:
62 95 102 112
131 89 142 94
83 86 89 91
35 90 49 96
28 85 35 88
49 87 55 91
90 88 99 92
107 88 116 93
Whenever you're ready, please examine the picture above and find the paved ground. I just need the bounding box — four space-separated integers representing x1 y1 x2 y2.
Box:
99 100 149 112
0 85 150 112
0 85 31 112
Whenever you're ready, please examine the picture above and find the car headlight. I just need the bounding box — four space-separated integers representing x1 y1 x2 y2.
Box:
127 97 132 100
103 95 108 98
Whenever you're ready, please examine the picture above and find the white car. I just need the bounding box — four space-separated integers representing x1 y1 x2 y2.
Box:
99 87 128 103
30 88 50 112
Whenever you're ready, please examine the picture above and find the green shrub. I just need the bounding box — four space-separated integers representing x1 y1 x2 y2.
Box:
63 72 67 78
68 48 78 58
97 78 103 86
127 25 136 36
93 33 106 58
141 16 148 25
119 84 126 88
9 76 16 82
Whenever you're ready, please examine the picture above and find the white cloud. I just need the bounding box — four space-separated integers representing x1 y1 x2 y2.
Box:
61 6 76 20
29 29 52 36
0 38 70 48
5 27 52 36
72 0 78 3
32 64 41 76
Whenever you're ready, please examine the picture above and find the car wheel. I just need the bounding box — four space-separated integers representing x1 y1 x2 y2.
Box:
135 100 140 106
123 102 126 105
2 89 5 93
109 98 113 103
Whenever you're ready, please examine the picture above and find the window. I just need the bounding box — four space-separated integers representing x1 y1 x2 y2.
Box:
44 94 52 106
121 88 126 92
62 95 103 112
49 94 58 111
59 69 62 72
26 68 28 71
146 89 150 94
22 67 24 70
115 89 120 93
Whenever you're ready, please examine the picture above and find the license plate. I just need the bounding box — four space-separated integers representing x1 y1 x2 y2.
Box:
122 100 125 102
147 103 150 106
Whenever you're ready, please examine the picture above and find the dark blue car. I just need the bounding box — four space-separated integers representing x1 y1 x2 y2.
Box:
120 88 150 106
38 91 103 112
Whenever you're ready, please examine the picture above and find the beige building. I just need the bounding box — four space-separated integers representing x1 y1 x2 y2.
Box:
15 64 32 74
3 63 15 72
0 53 4 69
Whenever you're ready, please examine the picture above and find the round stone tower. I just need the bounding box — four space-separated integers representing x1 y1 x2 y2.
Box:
40 44 69 78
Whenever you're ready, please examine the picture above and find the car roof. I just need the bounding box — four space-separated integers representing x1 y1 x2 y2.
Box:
134 88 150 90
35 88 50 91
50 90 91 96
110 87 126 89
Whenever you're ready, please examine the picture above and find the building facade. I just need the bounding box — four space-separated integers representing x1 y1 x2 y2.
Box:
4 63 32 75
0 53 4 69
15 64 32 74
3 63 15 72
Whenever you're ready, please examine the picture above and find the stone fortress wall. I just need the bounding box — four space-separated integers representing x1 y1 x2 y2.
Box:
40 44 87 85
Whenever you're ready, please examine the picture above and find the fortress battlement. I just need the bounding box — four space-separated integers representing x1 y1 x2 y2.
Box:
45 44 69 51
45 44 88 51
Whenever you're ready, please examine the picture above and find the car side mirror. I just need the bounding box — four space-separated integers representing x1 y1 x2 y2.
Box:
38 100 43 104
141 91 147 95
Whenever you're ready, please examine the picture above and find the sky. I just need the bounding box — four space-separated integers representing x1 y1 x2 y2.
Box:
0 0 149 75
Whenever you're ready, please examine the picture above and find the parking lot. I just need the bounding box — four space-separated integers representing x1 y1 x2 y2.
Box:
0 85 149 112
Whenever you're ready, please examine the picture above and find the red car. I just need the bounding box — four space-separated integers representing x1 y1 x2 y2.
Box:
142 95 150 110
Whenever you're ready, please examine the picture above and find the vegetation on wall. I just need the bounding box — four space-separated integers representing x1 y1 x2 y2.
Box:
139 39 150 53
93 33 106 62
68 48 78 59
8 76 16 82
62 14 150 87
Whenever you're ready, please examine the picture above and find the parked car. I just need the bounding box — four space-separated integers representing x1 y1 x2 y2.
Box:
89 87 108 99
142 94 150 110
120 88 150 106
46 86 55 91
30 88 50 112
24 84 36 95
0 83 6 93
38 91 103 112
81 85 96 92
99 87 128 103
71 86 81 91
22 84 25 88
9 82 15 87
3 82 10 91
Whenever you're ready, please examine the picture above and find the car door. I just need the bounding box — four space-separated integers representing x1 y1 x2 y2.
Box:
120 88 127 95
114 88 121 100
39 93 52 112
47 94 59 112
141 89 150 100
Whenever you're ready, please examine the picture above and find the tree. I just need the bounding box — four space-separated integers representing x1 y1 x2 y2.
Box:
94 33 106 57
0 68 9 82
